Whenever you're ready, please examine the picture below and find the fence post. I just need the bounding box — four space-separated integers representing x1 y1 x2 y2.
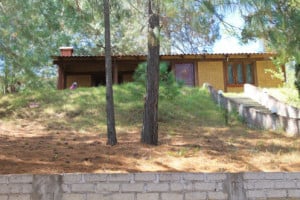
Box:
218 90 228 125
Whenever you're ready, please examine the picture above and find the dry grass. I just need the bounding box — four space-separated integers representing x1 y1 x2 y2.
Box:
0 119 299 174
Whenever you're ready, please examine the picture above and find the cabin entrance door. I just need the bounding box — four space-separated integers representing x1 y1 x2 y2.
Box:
174 63 195 86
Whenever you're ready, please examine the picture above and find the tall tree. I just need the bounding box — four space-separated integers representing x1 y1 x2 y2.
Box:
0 0 221 94
141 0 160 145
104 0 117 146
0 0 72 92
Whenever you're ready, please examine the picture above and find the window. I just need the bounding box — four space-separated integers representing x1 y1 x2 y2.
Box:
227 62 254 85
227 64 234 84
237 64 243 84
175 63 195 86
246 63 253 83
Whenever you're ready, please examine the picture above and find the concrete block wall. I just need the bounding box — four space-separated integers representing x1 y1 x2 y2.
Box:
0 172 300 200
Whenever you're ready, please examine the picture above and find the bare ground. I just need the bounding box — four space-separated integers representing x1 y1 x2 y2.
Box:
1 119 300 174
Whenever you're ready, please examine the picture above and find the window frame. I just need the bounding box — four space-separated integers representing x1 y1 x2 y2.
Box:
226 61 255 86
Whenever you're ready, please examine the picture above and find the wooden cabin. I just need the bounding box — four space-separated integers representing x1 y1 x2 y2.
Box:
52 47 284 92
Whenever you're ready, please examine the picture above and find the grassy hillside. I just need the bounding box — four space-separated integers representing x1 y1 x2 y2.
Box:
2 83 300 174
0 83 226 132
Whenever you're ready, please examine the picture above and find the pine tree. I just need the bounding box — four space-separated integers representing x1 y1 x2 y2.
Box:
104 0 117 146
141 0 160 145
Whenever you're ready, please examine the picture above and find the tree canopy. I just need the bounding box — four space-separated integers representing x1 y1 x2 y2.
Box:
0 0 222 93
1 0 299 93
0 0 71 91
209 0 300 64
242 0 299 64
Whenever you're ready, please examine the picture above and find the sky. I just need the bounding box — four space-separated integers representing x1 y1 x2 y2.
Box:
212 11 264 53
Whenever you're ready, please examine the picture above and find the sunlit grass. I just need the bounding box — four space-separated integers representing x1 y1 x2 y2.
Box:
43 107 56 115
267 87 300 108
0 83 228 131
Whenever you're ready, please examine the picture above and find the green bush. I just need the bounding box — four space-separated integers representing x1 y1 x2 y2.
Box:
133 61 183 99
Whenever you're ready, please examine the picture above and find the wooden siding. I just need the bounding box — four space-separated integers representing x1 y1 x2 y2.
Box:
197 61 224 91
122 73 133 82
66 75 92 88
227 87 244 93
256 60 282 88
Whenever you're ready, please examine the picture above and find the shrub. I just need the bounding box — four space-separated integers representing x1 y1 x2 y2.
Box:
133 61 183 99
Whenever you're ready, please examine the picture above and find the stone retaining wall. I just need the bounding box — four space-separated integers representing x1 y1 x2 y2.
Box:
0 172 300 200
205 83 300 136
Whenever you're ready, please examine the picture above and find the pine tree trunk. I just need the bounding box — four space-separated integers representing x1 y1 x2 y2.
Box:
104 0 117 146
141 0 160 145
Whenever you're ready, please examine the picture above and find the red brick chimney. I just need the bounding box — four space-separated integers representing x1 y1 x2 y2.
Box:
59 47 73 56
